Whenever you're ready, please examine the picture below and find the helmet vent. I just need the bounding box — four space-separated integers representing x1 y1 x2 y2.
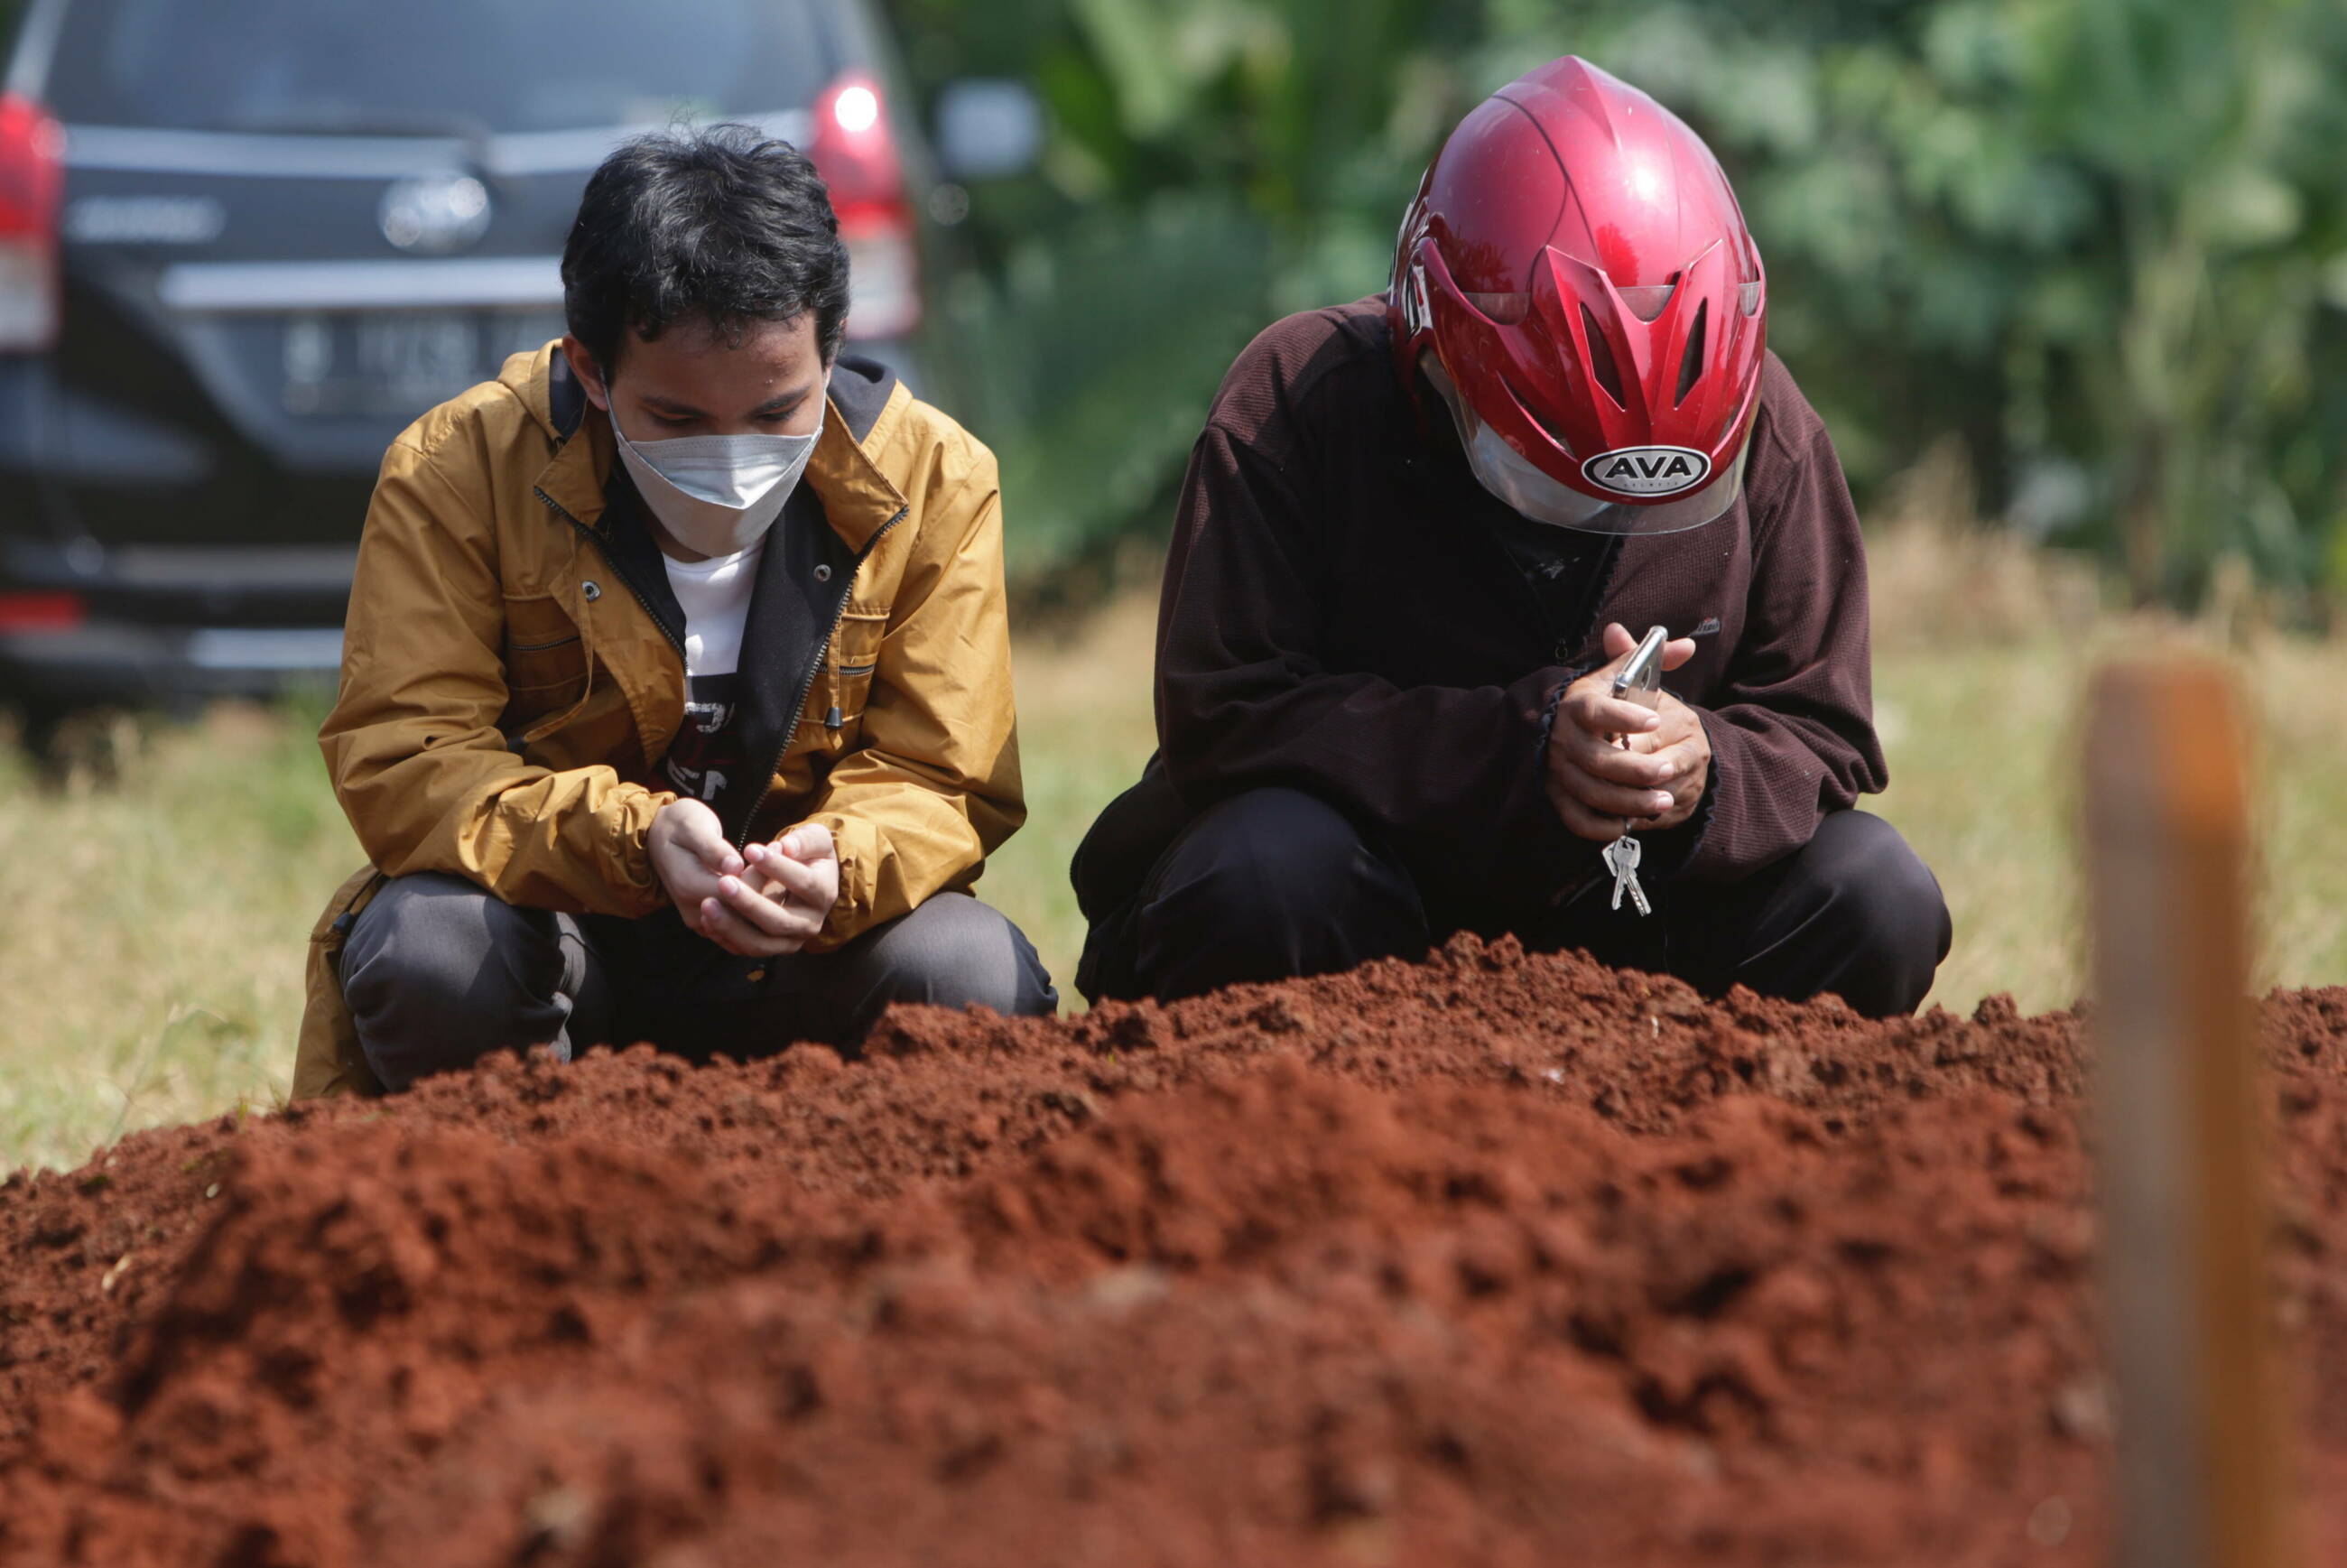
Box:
1674 299 1709 407
1504 375 1578 456
1579 302 1627 409
1464 291 1530 325
1618 283 1674 322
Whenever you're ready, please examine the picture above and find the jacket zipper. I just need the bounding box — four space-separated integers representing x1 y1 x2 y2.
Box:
734 504 909 849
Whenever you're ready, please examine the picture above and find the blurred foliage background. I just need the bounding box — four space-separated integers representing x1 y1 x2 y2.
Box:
893 0 2347 616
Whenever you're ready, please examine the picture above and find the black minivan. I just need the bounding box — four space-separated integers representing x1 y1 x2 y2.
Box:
0 0 990 724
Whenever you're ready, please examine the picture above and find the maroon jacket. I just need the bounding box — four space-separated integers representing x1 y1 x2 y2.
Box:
1073 298 1884 960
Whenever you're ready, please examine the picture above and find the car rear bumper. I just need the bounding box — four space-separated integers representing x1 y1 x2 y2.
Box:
0 618 343 705
0 533 352 704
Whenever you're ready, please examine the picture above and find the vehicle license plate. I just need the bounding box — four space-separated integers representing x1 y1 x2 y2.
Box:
280 311 565 417
185 627 346 672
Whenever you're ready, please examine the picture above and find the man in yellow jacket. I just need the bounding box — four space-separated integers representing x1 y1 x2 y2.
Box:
292 125 1053 1098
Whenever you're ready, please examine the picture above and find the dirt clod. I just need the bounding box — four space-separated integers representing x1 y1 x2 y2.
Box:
4 935 2347 1564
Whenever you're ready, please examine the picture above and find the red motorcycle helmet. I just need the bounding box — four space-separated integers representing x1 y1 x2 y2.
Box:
1390 56 1766 534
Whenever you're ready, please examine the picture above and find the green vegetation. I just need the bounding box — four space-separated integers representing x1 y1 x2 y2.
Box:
898 0 2347 609
3 533 2342 1174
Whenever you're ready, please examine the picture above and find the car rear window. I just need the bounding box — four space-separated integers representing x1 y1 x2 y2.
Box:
42 0 847 134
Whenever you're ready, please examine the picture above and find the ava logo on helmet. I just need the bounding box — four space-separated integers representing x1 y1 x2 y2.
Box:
1581 445 1712 497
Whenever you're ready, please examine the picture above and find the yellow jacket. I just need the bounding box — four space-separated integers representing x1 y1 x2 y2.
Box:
292 343 1023 1098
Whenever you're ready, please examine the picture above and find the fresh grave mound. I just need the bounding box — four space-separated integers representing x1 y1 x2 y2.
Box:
4 938 2347 1566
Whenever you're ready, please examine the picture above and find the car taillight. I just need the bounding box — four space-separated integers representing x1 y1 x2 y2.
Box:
0 96 62 354
0 591 83 633
811 74 920 341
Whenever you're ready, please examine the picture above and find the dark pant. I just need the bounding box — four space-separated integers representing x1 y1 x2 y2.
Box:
341 876 1058 1090
1096 787 1950 1018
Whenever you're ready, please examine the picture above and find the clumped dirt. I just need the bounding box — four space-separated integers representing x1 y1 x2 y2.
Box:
5 934 2347 1566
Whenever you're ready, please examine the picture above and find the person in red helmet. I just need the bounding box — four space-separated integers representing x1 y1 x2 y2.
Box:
1070 56 1950 1017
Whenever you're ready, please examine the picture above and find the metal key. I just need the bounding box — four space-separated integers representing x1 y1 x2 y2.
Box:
1600 624 1667 920
1603 832 1651 916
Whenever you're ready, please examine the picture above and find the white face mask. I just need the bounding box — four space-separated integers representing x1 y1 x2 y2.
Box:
609 399 824 557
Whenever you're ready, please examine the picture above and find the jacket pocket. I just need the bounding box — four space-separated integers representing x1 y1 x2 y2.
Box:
501 593 591 739
503 594 589 691
817 612 887 740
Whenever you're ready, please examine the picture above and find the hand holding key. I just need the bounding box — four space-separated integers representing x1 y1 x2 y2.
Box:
1546 622 1709 843
1598 627 1670 918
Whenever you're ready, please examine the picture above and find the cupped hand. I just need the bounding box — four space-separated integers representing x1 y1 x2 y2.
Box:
694 821 841 958
649 797 745 932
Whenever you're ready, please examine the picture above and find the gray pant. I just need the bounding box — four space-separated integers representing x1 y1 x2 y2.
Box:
341 874 1057 1090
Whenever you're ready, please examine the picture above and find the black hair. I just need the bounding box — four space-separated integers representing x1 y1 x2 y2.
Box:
561 123 850 374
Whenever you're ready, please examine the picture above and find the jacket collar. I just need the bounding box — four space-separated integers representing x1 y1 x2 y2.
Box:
513 340 911 548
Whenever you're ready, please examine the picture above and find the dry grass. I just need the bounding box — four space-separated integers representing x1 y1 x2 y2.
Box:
1 492 2341 1172
981 589 1162 1000
1864 448 2347 1011
0 700 357 1173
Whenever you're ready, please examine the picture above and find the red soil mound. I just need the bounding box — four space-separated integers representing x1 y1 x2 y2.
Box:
4 936 2346 1565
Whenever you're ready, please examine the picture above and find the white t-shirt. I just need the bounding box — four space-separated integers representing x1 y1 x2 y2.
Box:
659 538 762 803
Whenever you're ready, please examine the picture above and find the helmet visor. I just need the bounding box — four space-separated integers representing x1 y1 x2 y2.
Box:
1424 355 1748 536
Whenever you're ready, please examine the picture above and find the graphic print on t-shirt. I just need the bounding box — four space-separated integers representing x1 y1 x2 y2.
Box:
658 537 764 806
663 672 745 803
